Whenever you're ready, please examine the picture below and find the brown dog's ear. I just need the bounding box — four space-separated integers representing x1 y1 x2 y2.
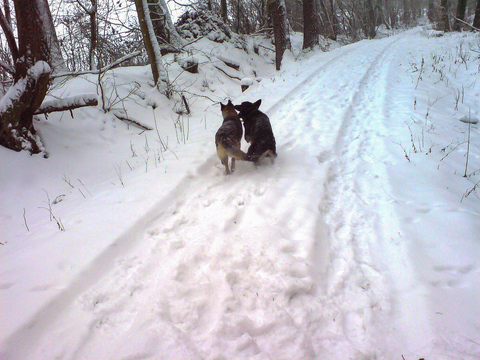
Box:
253 99 262 110
220 102 225 111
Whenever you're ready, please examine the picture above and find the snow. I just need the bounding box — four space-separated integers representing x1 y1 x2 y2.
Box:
1 27 479 360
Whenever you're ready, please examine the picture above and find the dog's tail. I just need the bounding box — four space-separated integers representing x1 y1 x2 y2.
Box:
224 143 251 161
252 149 277 164
217 137 251 161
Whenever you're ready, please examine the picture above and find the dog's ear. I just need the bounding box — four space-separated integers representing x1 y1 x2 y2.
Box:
234 104 241 111
253 99 262 110
220 102 225 111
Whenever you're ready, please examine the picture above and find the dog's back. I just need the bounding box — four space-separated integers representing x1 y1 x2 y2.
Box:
215 101 249 174
235 100 277 164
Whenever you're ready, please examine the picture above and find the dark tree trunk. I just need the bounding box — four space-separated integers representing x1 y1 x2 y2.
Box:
88 0 97 70
147 0 183 55
221 0 227 24
303 0 320 49
440 0 451 31
474 0 480 29
453 0 467 31
0 0 54 154
268 0 291 70
366 0 376 38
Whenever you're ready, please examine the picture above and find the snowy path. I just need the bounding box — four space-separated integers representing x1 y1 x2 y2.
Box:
2 30 475 360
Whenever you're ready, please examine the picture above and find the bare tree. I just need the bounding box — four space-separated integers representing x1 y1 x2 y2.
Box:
147 0 183 54
439 0 451 31
74 0 98 70
134 0 170 95
474 0 480 29
453 0 467 31
365 0 376 38
268 0 291 70
303 0 321 49
0 0 63 154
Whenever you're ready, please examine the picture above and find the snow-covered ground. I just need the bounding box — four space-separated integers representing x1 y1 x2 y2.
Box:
1 27 479 360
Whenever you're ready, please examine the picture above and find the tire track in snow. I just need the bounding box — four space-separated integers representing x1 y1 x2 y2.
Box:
316 32 432 358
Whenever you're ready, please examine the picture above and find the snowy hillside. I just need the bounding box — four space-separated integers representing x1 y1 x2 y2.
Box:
1 27 479 360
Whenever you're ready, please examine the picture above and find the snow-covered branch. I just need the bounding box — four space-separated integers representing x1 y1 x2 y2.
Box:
34 94 99 115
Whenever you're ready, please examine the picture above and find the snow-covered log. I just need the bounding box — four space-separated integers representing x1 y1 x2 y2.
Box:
34 94 98 115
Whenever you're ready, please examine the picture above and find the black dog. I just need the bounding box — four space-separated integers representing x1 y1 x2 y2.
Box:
235 99 277 165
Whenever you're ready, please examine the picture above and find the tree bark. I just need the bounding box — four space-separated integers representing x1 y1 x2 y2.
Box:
221 0 227 24
0 61 51 153
0 0 58 153
365 0 376 38
134 0 170 95
303 0 320 49
453 0 467 31
440 0 451 31
474 0 480 29
268 0 291 70
147 0 183 55
0 6 18 63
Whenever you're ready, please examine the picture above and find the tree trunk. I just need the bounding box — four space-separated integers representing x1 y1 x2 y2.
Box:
0 62 51 153
0 0 56 154
147 0 183 55
440 0 451 31
303 0 320 49
474 0 480 29
88 0 97 70
35 0 66 73
268 0 291 70
453 0 467 31
134 0 170 95
221 0 227 24
366 0 376 38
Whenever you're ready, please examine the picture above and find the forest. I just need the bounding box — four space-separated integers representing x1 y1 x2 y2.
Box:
0 0 479 154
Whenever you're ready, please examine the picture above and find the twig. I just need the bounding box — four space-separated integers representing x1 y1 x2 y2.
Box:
23 208 29 232
113 113 153 131
78 179 92 196
51 51 142 79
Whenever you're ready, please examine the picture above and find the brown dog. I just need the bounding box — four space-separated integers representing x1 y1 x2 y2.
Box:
215 100 250 174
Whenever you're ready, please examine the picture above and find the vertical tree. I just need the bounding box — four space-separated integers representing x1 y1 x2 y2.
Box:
134 0 174 96
453 0 467 31
474 0 480 29
268 0 291 70
303 0 320 49
221 0 227 23
439 0 451 31
147 0 183 54
365 0 376 38
0 0 61 153
75 0 98 70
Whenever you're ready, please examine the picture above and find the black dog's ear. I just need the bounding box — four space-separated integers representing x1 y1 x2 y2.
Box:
234 104 241 111
253 99 262 110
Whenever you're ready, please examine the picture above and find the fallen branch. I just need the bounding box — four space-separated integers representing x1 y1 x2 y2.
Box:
113 112 153 131
453 16 480 32
34 94 98 115
212 65 242 81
